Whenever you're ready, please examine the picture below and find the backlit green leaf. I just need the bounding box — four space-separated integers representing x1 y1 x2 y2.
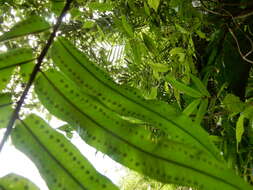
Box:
20 61 35 82
0 48 35 90
12 114 118 190
0 93 12 128
243 106 253 119
50 37 221 160
88 2 114 12
236 114 244 151
148 0 160 12
0 15 50 42
0 173 40 190
83 20 95 29
0 68 13 91
150 63 169 72
34 70 253 190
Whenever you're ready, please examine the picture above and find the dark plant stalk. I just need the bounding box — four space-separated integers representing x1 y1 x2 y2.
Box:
0 0 73 152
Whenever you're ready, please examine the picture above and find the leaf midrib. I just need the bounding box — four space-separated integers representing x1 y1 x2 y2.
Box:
19 119 88 190
0 59 36 71
58 39 218 160
41 73 241 190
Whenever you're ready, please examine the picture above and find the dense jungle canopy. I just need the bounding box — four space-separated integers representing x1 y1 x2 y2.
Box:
1 0 253 189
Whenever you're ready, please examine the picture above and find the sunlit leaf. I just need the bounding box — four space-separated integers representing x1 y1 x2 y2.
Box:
50 37 221 160
58 124 74 139
0 48 35 91
236 114 244 151
83 20 95 29
166 75 203 98
0 173 40 190
0 15 50 42
88 2 114 12
150 63 169 72
0 93 12 129
20 61 35 82
148 0 160 12
12 114 118 190
35 70 253 190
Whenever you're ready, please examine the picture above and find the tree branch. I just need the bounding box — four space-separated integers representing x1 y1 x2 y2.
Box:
0 0 73 152
228 27 253 64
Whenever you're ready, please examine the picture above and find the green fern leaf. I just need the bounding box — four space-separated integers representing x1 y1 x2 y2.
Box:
0 48 35 91
11 114 118 190
0 173 40 190
34 70 253 190
0 15 50 42
0 93 12 129
50 38 220 160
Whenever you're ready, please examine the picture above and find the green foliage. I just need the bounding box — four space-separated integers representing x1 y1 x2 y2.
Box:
0 173 40 190
12 114 118 190
0 48 35 91
119 170 175 190
0 15 50 42
1 0 253 189
0 93 12 129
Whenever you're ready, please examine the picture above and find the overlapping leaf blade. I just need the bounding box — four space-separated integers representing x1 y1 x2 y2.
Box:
0 93 12 129
0 15 50 42
0 173 40 190
183 99 201 116
34 70 252 190
0 48 35 91
11 114 118 190
190 74 210 97
51 37 220 160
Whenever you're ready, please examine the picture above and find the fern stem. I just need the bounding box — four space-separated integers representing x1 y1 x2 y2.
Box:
0 0 73 152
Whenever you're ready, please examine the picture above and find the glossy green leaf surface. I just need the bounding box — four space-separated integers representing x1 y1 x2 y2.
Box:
0 173 40 190
51 38 220 160
11 114 118 190
34 70 253 190
0 15 50 42
0 93 12 129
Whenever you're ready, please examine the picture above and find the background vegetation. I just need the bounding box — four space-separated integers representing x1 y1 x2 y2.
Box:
1 0 253 189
